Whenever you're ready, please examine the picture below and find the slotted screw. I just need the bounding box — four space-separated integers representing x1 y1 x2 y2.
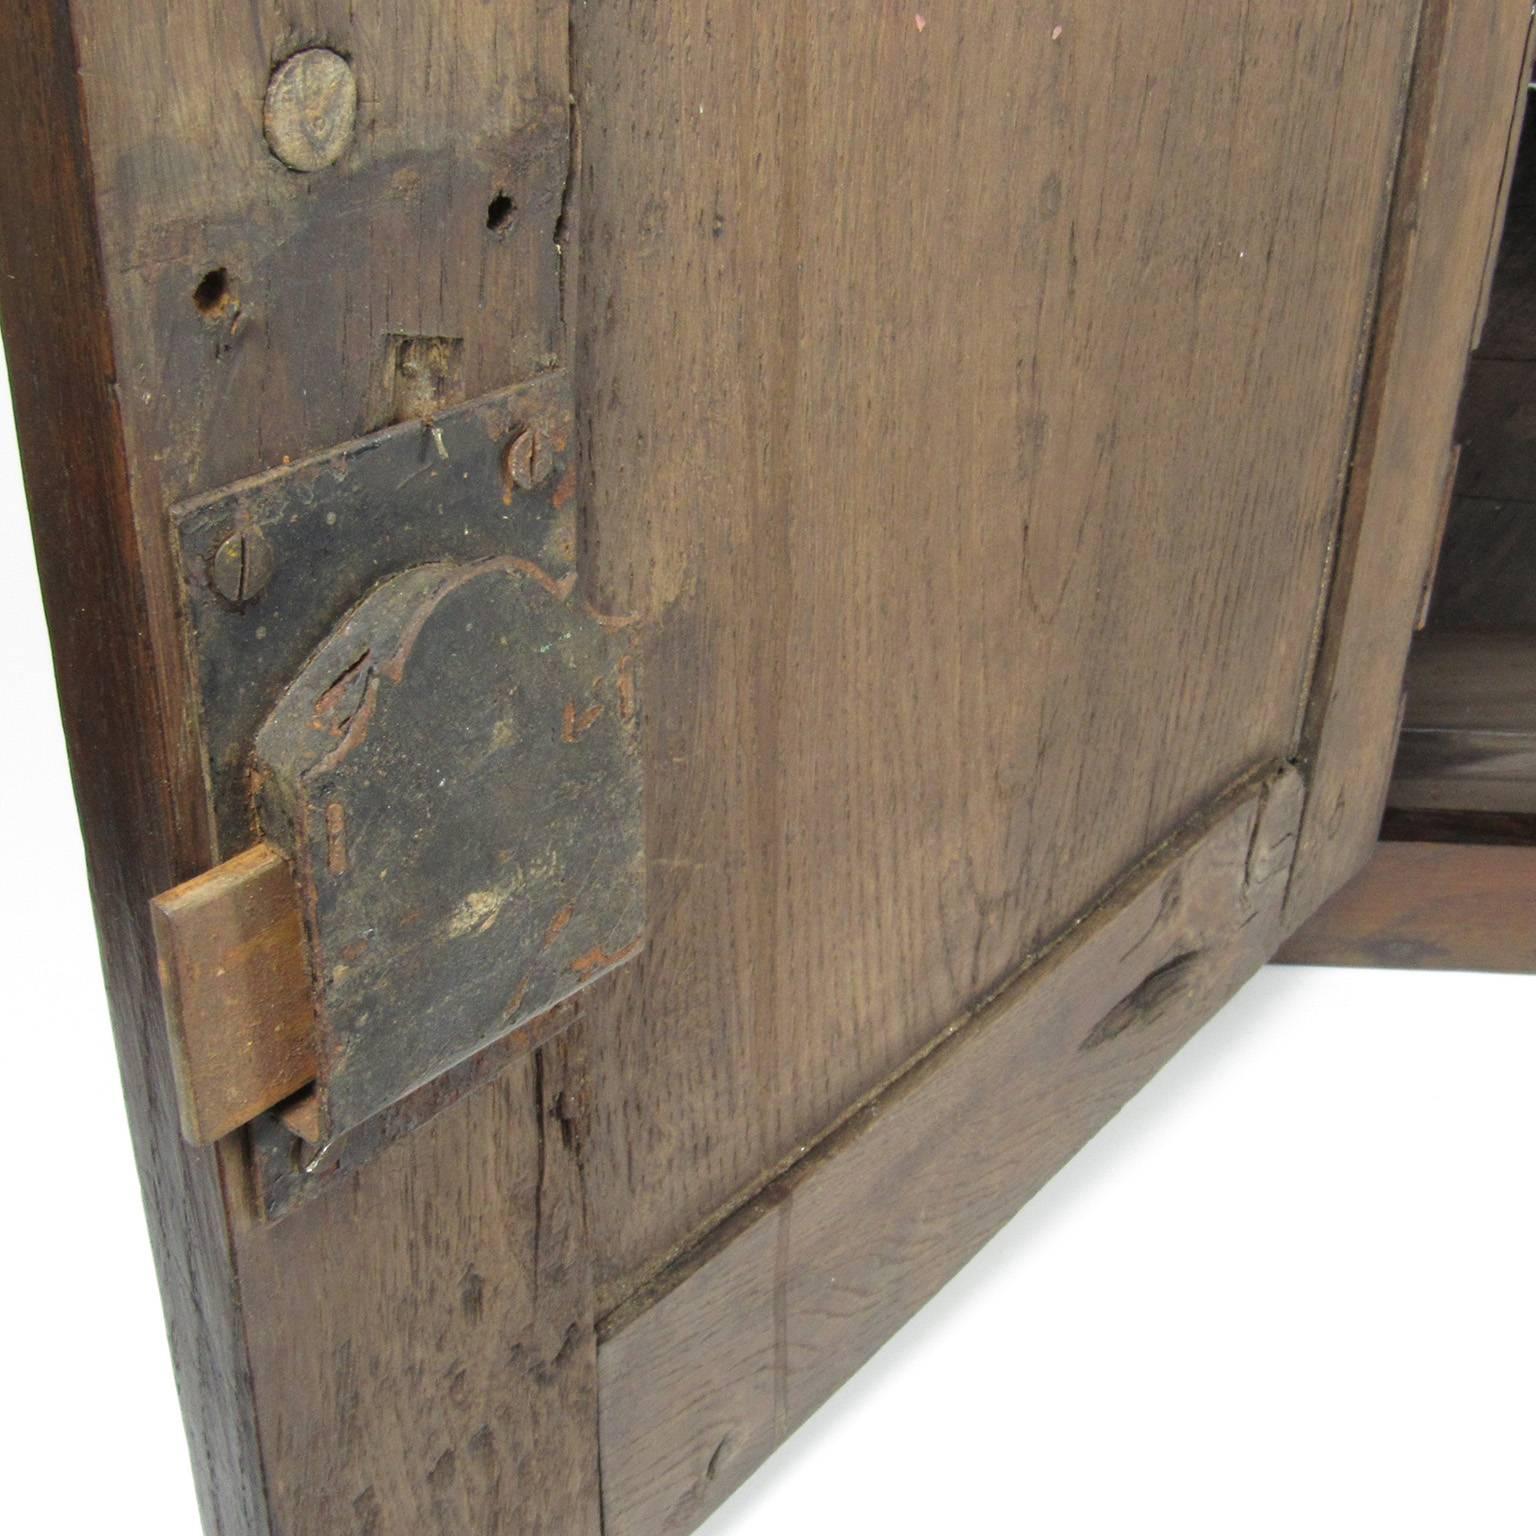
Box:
504 426 554 492
211 528 275 607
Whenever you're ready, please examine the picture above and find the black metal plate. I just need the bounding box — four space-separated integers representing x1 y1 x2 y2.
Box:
171 372 645 1189
173 373 577 853
253 557 643 1139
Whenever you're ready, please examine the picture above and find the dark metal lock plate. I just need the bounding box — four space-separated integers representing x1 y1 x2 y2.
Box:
254 556 642 1139
174 371 580 852
161 372 644 1182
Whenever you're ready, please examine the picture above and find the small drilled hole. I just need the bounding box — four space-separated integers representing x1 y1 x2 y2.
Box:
486 192 516 233
193 267 232 318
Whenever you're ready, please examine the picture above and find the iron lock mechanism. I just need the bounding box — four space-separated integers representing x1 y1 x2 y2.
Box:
151 373 644 1216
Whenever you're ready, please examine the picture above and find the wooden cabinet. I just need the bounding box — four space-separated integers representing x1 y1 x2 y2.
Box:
1283 41 1536 974
1 5 1529 1533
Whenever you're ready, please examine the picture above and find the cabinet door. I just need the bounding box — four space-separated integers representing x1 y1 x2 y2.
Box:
1 4 1527 1534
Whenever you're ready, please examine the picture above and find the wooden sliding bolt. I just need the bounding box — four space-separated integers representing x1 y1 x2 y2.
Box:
152 844 319 1145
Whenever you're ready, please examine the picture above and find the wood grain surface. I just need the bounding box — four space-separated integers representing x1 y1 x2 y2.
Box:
152 843 317 1145
1278 836 1536 972
1390 628 1536 816
3 3 1525 1534
0 7 269 1532
598 766 1305 1536
234 1031 604 1536
1 4 597 1533
572 0 1429 1309
1288 0 1536 929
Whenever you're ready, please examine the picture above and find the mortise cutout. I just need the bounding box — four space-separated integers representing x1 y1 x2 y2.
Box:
389 335 465 423
486 191 516 232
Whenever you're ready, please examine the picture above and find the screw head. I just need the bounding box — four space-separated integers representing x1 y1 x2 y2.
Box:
504 427 554 492
211 528 275 607
264 48 357 173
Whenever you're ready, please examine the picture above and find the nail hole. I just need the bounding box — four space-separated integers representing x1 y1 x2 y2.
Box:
193 267 233 319
486 192 516 233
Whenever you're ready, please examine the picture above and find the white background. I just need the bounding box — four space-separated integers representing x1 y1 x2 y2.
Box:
1 370 1532 1535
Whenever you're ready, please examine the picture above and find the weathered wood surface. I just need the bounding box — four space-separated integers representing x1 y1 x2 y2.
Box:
235 1031 604 1536
72 1 570 509
248 1000 585 1222
573 0 1429 1310
3 2 1522 1534
1278 837 1536 973
1288 0 1536 931
152 844 317 1145
598 767 1305 1536
0 7 270 1532
1 3 599 1534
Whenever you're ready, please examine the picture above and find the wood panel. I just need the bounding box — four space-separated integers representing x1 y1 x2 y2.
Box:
1288 0 1536 930
0 7 268 1531
598 766 1304 1536
1278 837 1536 972
1390 629 1536 816
71 0 569 508
0 4 600 1533
234 1033 604 1536
573 0 1429 1307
